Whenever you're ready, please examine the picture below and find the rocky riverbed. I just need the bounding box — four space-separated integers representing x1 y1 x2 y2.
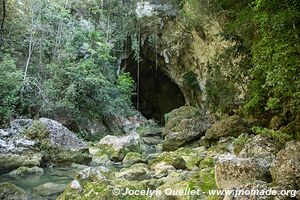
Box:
1 106 300 200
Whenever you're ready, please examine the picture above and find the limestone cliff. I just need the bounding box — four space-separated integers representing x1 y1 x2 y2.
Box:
127 0 246 114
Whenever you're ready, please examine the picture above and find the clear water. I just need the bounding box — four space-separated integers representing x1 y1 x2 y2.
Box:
0 167 78 200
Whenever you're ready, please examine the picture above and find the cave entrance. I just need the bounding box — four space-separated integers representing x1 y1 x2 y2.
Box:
122 55 185 125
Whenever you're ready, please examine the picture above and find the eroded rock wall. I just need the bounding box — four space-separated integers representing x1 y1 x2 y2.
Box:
133 1 244 112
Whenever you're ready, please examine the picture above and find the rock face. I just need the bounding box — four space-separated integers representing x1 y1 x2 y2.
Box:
215 155 271 190
204 115 252 142
133 0 246 111
0 118 91 173
270 141 300 190
163 106 211 151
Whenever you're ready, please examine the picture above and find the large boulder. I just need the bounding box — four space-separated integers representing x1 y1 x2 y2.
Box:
0 119 36 161
25 118 91 165
98 132 141 161
215 154 271 190
238 134 278 164
204 115 252 142
0 182 29 200
163 106 211 151
270 141 300 190
10 119 33 134
149 151 187 170
0 118 91 173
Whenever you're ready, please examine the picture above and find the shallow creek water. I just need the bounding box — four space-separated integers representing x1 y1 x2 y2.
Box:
0 167 78 199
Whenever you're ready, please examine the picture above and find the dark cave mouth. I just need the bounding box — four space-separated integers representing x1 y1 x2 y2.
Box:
122 56 185 125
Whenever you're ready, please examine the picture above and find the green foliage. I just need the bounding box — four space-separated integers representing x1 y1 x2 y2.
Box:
43 58 131 120
212 0 300 117
206 64 237 113
265 98 281 112
0 55 22 124
183 71 200 91
199 157 215 170
252 126 293 147
179 0 205 28
117 72 135 103
233 133 250 155
0 1 136 126
250 1 300 114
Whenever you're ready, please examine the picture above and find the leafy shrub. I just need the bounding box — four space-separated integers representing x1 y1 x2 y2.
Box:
117 72 135 103
0 55 22 125
183 71 200 91
206 65 237 113
252 126 293 147
233 133 250 155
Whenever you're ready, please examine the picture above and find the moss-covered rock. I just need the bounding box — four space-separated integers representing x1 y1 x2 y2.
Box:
149 151 187 170
270 141 300 190
98 132 141 161
59 175 152 200
204 115 252 142
0 152 43 173
24 118 92 165
91 150 112 167
207 137 234 156
215 155 271 190
163 106 211 151
174 147 207 170
279 115 300 137
199 157 214 170
9 166 44 177
33 182 66 197
96 145 129 162
233 133 250 155
24 121 49 141
187 168 219 200
0 182 29 200
152 162 176 179
123 152 145 167
156 180 191 200
115 163 151 181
